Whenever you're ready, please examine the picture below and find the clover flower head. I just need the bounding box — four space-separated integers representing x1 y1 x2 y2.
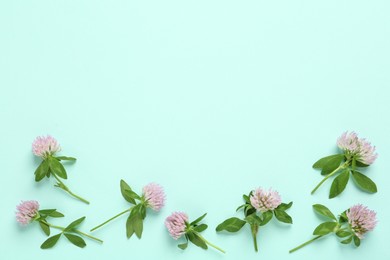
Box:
250 188 282 212
16 200 40 225
346 204 377 239
142 183 165 211
337 131 378 165
165 212 188 239
32 135 61 159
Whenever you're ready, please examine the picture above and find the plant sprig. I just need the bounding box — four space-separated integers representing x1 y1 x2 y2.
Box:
216 191 293 252
23 207 103 249
289 204 372 253
90 180 165 239
34 155 89 204
311 154 377 198
311 132 378 198
178 213 225 253
165 212 225 253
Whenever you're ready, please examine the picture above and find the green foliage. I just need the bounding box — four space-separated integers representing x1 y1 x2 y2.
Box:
39 221 50 236
355 161 369 167
313 154 344 175
216 217 246 232
352 171 377 193
312 204 336 220
56 156 77 161
178 239 188 250
260 211 273 226
187 232 207 249
338 211 348 223
120 179 137 204
313 222 338 235
190 213 207 226
34 160 49 182
132 214 143 239
48 157 68 179
194 224 208 232
329 169 350 198
64 234 86 248
336 230 351 238
277 202 293 211
274 209 293 224
353 236 361 247
126 205 145 239
244 213 262 226
340 236 353 244
39 209 64 218
65 217 85 232
126 215 135 238
41 234 62 249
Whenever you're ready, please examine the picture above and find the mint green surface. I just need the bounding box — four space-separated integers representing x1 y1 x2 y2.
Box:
1 1 390 259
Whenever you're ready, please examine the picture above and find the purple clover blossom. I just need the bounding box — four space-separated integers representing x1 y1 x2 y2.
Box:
32 135 61 159
347 204 377 239
16 200 40 225
142 183 165 211
337 131 378 165
165 212 188 239
250 188 282 212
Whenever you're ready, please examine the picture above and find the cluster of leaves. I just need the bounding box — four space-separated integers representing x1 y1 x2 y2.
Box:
177 213 210 250
120 180 147 239
313 154 377 198
216 192 293 252
35 209 89 249
311 204 361 247
34 156 76 182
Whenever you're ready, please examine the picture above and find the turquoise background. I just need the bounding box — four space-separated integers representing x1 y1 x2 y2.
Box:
1 1 389 259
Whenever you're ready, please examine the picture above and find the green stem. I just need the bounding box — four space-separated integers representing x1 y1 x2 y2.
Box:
44 222 64 231
197 233 225 254
311 162 349 195
251 224 259 252
53 174 90 204
90 209 131 232
42 221 103 243
74 230 103 243
289 235 323 253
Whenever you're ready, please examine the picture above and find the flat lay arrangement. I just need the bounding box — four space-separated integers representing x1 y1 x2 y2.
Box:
16 133 378 254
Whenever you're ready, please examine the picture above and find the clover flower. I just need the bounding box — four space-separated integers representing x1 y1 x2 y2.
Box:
143 183 165 211
16 200 40 225
32 135 61 159
250 188 282 212
337 131 378 165
346 204 377 239
165 212 188 239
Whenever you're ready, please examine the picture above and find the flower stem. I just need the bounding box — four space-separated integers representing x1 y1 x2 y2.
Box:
251 224 259 252
43 222 65 231
90 209 131 232
289 235 323 253
197 233 225 254
53 174 90 204
74 230 103 243
42 221 103 243
311 162 349 195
